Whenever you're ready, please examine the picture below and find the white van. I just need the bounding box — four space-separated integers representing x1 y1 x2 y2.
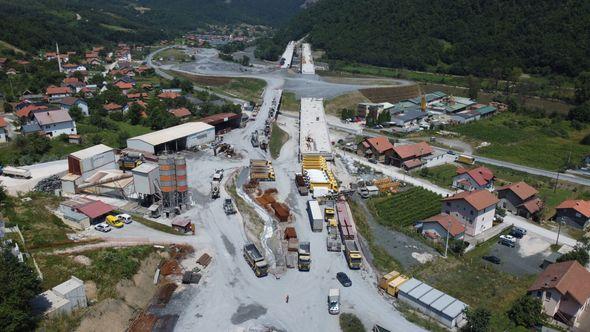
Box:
117 214 133 224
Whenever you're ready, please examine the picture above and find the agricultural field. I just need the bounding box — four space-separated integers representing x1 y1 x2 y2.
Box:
324 91 369 116
368 187 441 229
359 85 420 103
453 112 590 170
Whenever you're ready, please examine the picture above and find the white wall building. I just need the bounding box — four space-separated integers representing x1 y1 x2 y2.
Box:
441 190 499 236
126 122 215 154
33 109 77 138
32 276 87 318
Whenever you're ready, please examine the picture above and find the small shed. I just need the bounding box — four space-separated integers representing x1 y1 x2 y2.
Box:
32 276 87 318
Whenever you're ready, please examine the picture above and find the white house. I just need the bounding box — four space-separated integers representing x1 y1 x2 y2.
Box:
441 190 499 236
59 97 89 116
32 109 77 138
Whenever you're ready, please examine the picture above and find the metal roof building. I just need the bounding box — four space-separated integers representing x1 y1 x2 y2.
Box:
126 122 215 154
398 278 468 329
299 98 333 160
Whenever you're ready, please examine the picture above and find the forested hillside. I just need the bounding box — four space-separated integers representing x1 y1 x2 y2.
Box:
276 0 590 78
0 0 305 52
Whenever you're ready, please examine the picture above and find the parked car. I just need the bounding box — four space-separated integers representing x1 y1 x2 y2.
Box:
336 272 352 287
106 215 124 228
447 150 456 155
368 158 378 164
94 223 112 233
510 228 525 239
117 214 133 224
499 234 516 247
513 227 527 235
482 255 501 264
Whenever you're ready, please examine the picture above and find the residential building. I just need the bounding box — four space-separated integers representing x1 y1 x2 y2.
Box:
496 181 543 219
168 107 192 120
59 97 89 116
158 91 181 100
357 102 394 118
528 261 590 326
441 190 499 236
357 136 394 163
388 109 428 130
389 142 433 170
421 213 465 241
46 86 72 102
0 117 8 143
554 200 590 229
33 109 77 138
103 103 123 113
453 166 495 191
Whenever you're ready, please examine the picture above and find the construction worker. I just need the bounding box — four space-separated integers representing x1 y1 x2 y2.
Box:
285 294 289 303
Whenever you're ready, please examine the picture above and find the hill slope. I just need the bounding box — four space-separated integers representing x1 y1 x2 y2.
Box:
277 0 590 77
0 0 305 52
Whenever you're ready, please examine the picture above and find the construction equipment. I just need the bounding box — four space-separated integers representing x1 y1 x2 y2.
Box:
0 165 32 179
386 275 409 296
324 207 337 227
250 159 272 167
457 154 476 165
344 240 362 270
298 242 311 271
328 288 340 315
213 169 224 182
295 173 309 196
118 156 142 170
326 226 342 252
250 164 276 181
251 131 260 147
379 270 401 290
223 198 237 215
243 243 269 277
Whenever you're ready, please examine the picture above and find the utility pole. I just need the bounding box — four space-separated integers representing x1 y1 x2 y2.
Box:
556 219 564 246
444 220 451 258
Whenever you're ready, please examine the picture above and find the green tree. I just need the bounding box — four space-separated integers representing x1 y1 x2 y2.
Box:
507 295 544 328
339 313 366 332
0 248 42 331
68 105 83 121
568 102 590 123
127 103 144 125
575 71 590 104
377 110 391 124
556 246 590 266
468 75 480 100
241 55 250 67
463 307 491 332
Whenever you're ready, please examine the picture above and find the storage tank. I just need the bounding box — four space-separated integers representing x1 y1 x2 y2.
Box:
174 155 188 192
159 155 176 193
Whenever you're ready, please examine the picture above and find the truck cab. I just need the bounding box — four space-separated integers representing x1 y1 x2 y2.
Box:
243 244 269 277
328 288 340 315
298 242 311 271
324 207 337 227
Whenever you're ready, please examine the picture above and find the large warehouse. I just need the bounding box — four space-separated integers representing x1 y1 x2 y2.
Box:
299 98 333 160
126 122 215 154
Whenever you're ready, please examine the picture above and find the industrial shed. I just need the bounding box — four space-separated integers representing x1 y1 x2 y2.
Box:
398 278 468 329
131 162 160 196
200 112 241 134
126 122 215 154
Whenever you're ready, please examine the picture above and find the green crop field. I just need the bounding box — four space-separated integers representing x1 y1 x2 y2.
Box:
368 187 442 229
454 112 590 170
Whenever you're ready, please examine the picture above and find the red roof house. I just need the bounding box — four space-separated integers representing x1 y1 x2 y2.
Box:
421 213 465 240
168 107 192 119
496 181 543 218
441 190 499 236
390 142 433 169
555 200 590 229
453 166 495 191
357 136 394 162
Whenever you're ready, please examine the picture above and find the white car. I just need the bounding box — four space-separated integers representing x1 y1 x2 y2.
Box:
499 234 516 247
94 223 112 233
117 214 133 224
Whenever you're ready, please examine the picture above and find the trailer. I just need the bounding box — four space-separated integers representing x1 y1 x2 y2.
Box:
326 226 342 252
298 242 311 271
307 200 323 232
0 166 32 179
243 243 269 277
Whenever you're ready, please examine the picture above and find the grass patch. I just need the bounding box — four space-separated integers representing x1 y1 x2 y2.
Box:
157 48 190 62
213 77 266 102
454 112 590 170
413 164 457 189
280 92 299 112
339 313 366 332
131 214 187 235
35 246 156 300
269 122 289 159
324 91 369 116
368 187 442 229
397 303 448 332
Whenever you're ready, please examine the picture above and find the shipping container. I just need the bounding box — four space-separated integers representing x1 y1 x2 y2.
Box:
307 200 323 232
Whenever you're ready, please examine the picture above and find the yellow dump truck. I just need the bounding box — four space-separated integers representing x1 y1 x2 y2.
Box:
378 270 401 290
344 240 362 270
324 207 337 227
386 275 409 296
457 154 476 165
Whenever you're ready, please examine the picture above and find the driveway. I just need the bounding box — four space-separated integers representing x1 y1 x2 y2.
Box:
482 233 553 277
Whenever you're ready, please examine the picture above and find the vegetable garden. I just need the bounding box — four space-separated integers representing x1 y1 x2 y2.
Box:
368 187 441 228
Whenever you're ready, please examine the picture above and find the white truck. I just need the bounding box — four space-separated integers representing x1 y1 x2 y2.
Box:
0 166 32 179
328 288 340 315
307 200 323 232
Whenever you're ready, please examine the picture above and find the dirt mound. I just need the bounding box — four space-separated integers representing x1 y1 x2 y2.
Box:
73 255 92 266
75 299 135 332
160 259 182 276
360 84 420 103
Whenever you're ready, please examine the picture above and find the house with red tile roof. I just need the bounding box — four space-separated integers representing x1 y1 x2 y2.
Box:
0 116 8 143
357 136 395 163
103 103 123 113
555 200 590 229
441 190 499 236
496 181 543 219
453 166 495 191
168 107 192 119
158 91 181 100
421 213 465 240
16 104 48 119
528 261 590 326
389 142 433 170
114 81 134 91
45 86 72 102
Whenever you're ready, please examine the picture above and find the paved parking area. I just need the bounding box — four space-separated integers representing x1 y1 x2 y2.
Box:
481 233 553 276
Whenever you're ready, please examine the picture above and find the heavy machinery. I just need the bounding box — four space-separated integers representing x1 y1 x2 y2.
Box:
344 240 362 270
118 156 142 170
251 130 260 147
213 169 224 182
250 159 272 167
295 173 309 196
326 226 342 252
211 182 220 199
250 166 276 181
223 198 237 215
243 243 269 277
297 242 311 271
324 207 337 227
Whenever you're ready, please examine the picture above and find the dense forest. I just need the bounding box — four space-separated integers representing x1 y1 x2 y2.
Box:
274 0 590 78
0 0 305 52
